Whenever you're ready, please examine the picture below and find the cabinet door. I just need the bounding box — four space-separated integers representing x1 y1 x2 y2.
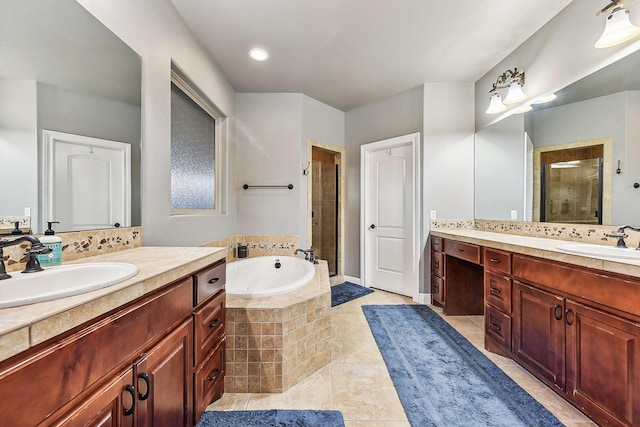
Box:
135 319 193 427
566 301 640 427
513 281 565 390
44 368 135 427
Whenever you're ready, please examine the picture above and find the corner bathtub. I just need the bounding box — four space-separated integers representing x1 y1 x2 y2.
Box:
226 256 315 297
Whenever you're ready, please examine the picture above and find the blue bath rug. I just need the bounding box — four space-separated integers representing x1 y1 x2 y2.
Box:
362 305 564 427
331 282 374 307
196 409 345 426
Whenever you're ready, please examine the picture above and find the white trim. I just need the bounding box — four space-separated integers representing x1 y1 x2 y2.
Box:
360 132 421 301
344 275 362 286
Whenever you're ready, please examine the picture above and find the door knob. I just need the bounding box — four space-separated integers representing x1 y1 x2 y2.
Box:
369 224 376 229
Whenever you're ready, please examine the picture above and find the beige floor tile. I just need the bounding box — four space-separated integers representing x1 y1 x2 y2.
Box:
345 421 411 427
209 290 595 426
245 364 333 410
206 392 251 411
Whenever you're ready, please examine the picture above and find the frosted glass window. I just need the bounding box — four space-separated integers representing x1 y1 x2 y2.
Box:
170 82 216 211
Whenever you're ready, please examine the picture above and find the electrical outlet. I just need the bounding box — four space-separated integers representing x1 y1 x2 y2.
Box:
430 210 437 220
24 207 31 217
510 210 518 220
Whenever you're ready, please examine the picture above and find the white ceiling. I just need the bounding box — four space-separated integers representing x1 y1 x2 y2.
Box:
170 0 574 111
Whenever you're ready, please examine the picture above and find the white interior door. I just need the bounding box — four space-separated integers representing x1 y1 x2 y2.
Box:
361 133 420 299
42 130 131 232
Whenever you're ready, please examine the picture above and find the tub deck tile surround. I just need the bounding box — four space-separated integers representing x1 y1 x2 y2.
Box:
0 246 227 362
225 261 331 393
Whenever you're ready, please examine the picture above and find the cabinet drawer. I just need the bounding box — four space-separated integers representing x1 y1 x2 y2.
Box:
194 289 226 367
444 240 481 264
484 248 511 275
485 271 512 313
431 236 444 253
194 339 225 422
194 259 226 306
431 251 444 277
431 275 444 304
485 304 511 351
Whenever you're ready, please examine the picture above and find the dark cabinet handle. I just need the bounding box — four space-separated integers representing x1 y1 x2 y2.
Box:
209 319 221 328
369 224 376 229
208 277 220 285
208 369 221 381
138 372 150 401
490 323 501 332
456 248 464 252
123 384 136 416
553 304 562 321
433 260 440 268
565 309 574 326
489 258 501 263
490 287 502 296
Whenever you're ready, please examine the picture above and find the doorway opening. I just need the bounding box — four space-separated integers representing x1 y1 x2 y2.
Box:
533 138 612 224
308 141 344 282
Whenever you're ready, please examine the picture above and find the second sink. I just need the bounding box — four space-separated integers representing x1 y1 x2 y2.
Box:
556 243 640 260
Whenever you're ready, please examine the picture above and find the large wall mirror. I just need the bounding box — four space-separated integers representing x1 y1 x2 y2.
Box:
475 47 640 226
0 0 142 234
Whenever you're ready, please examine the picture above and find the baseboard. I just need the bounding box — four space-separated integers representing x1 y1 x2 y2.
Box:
416 293 430 304
344 275 362 285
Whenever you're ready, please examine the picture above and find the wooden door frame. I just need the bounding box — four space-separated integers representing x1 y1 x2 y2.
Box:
307 140 345 285
360 132 421 301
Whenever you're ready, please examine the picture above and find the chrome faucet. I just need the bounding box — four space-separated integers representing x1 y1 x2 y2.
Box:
294 248 319 264
0 235 52 280
607 225 640 249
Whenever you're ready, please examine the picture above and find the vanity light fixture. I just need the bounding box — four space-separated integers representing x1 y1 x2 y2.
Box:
513 104 533 114
595 1 640 48
248 47 269 61
534 93 557 104
485 68 526 114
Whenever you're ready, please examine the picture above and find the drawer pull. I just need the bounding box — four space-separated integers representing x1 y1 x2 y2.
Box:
456 248 464 252
209 319 221 328
123 384 136 416
490 287 502 296
433 260 440 268
138 372 150 401
208 368 221 381
208 277 220 285
489 258 501 264
490 323 502 332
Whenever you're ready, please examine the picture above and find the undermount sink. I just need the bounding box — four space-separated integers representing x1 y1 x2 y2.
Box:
556 243 640 260
0 262 139 309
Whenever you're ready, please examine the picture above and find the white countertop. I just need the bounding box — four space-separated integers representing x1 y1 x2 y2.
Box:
430 229 640 278
0 246 226 363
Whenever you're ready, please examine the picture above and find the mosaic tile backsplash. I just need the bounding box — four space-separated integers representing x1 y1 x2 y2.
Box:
431 219 639 248
2 227 142 272
202 235 300 261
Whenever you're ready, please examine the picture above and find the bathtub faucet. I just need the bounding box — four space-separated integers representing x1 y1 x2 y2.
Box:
294 248 318 264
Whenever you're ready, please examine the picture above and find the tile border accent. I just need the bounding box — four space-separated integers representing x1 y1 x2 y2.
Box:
2 227 142 272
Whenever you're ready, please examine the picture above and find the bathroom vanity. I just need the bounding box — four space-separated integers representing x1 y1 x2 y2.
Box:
430 230 640 427
0 246 226 427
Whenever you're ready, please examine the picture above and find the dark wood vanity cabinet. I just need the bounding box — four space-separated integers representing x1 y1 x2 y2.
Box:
511 254 640 427
483 248 512 355
430 237 484 315
0 258 226 427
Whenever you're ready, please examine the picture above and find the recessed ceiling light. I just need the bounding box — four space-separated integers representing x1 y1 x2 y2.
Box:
249 48 269 62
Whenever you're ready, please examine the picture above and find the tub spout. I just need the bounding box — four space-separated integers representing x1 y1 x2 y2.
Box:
294 248 318 264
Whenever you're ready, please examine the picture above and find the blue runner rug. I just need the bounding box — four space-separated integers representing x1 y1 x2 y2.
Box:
331 282 374 307
197 409 345 426
362 305 564 427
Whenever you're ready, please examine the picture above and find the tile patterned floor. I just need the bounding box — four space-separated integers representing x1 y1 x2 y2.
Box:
208 289 597 426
